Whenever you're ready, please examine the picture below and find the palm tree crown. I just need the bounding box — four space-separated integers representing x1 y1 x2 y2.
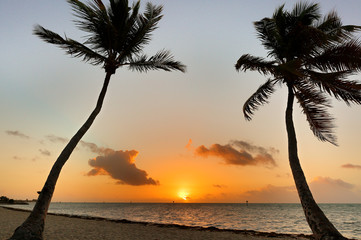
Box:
236 2 361 145
34 0 186 74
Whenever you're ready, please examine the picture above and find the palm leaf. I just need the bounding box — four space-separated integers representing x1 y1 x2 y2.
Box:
119 3 163 60
294 82 337 145
307 70 361 105
243 79 276 120
291 2 320 25
235 54 276 75
311 40 361 72
254 17 282 59
33 25 106 65
125 50 186 73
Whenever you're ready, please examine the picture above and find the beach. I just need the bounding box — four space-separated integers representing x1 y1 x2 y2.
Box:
0 207 311 240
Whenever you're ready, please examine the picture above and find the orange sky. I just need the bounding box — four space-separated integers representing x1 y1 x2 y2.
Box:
1 0 361 203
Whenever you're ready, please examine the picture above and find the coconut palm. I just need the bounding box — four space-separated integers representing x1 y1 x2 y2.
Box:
235 2 361 239
10 0 185 239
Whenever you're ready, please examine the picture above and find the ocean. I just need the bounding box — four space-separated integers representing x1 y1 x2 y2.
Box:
4 202 360 239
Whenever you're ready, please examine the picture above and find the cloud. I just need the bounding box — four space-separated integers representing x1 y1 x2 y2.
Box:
308 176 361 203
45 134 112 155
237 176 361 203
46 135 68 143
341 164 361 170
6 130 30 139
185 139 192 150
87 150 159 186
213 184 227 189
240 185 299 203
39 149 51 156
194 141 277 167
79 140 112 155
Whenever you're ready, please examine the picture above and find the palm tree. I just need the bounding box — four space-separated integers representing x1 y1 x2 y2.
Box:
235 2 361 240
10 0 185 239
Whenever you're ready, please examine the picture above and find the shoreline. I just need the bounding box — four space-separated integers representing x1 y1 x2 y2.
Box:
1 206 311 240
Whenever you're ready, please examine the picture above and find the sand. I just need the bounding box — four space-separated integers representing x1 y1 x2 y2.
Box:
1 207 311 240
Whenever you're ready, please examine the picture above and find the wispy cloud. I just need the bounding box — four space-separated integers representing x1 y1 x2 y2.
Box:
46 135 68 144
79 140 112 155
39 149 51 156
185 139 193 150
45 134 112 155
6 130 30 139
87 150 159 186
213 184 227 189
341 164 361 170
194 141 277 167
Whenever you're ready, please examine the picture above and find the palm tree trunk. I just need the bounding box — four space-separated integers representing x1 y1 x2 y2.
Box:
9 72 112 240
285 84 346 240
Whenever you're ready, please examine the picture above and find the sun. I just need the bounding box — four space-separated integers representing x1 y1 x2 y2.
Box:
178 190 190 201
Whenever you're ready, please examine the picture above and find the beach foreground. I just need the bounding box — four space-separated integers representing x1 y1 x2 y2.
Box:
1 207 311 240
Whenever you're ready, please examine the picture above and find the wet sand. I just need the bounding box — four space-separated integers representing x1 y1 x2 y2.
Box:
1 207 311 240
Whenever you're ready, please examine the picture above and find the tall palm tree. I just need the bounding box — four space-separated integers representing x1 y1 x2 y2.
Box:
235 2 361 240
10 0 185 239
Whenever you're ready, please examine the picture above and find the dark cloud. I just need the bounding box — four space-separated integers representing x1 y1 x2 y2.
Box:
213 184 227 189
195 141 277 167
341 164 361 170
87 150 159 186
39 149 51 156
6 130 30 139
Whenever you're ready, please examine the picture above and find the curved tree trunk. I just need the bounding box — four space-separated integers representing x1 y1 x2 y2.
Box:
9 72 112 240
285 84 346 240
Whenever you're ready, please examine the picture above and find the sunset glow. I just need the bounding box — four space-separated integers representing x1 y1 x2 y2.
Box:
178 190 190 201
1 0 361 205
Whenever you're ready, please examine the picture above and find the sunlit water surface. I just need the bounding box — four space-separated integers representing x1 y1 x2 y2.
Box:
4 203 360 239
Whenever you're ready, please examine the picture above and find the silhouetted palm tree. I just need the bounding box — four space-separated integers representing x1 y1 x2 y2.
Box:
235 2 361 239
10 0 185 239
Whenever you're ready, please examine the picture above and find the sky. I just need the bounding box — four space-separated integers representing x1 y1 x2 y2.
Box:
1 0 361 203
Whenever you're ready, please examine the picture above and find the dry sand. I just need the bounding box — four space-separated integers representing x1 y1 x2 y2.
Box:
1 207 311 240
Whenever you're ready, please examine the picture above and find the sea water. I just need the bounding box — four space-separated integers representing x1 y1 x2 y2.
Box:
4 202 360 239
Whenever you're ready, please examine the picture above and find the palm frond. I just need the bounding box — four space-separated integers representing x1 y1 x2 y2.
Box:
291 2 320 25
311 39 361 72
243 79 276 120
125 50 186 73
33 25 106 65
118 2 163 60
294 83 337 145
307 70 361 105
108 0 139 54
316 11 361 44
68 0 115 55
254 17 283 59
235 54 276 75
315 11 342 32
